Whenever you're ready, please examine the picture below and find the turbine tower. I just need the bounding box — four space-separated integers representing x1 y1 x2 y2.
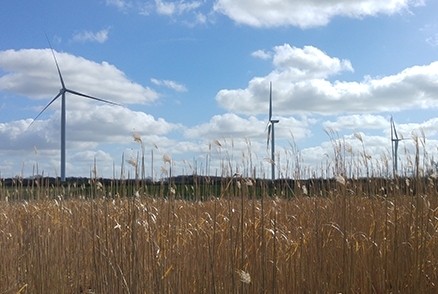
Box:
28 35 122 181
266 82 279 180
390 116 403 177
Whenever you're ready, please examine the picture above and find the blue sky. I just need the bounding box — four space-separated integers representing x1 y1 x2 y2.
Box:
1 0 438 179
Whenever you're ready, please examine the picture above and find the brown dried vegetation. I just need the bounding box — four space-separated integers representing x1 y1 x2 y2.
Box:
1 135 438 293
1 183 438 293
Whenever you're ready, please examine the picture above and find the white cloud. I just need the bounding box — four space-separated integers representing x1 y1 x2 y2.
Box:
213 0 424 28
216 44 438 116
0 49 159 104
72 29 110 43
155 0 202 15
323 114 389 131
155 0 175 15
151 78 187 92
0 104 180 158
251 49 271 60
66 106 181 142
108 0 207 25
426 33 438 46
71 150 113 164
272 45 353 79
183 113 312 141
195 12 207 24
106 0 131 10
184 113 264 139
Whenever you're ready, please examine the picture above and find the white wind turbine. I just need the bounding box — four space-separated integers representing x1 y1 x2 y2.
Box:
390 116 404 177
28 35 122 181
266 82 279 180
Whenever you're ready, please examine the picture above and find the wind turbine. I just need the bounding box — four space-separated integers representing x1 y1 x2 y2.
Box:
28 35 122 181
266 82 279 180
390 116 403 177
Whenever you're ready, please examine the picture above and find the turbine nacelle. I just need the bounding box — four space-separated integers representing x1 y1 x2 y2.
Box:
266 119 279 147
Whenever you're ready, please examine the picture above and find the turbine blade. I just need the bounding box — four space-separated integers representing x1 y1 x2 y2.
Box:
391 117 399 140
45 32 66 89
264 121 270 132
26 92 62 130
393 126 399 140
267 123 271 149
66 89 122 106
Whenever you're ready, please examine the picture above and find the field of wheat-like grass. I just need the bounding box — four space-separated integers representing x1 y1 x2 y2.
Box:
2 134 438 293
1 176 438 293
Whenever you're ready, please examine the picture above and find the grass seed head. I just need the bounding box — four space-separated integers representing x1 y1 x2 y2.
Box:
126 158 137 168
335 175 346 186
245 179 253 186
161 166 168 174
163 154 171 164
236 269 251 284
133 133 142 144
354 132 363 142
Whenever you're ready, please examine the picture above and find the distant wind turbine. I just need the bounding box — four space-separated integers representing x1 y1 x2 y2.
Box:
266 82 279 180
390 116 404 177
28 34 122 181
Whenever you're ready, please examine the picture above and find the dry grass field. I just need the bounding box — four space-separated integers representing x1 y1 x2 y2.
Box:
1 135 438 293
1 175 438 293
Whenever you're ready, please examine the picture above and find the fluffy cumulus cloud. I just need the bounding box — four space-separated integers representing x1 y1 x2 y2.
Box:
323 114 389 131
0 104 180 156
272 44 353 79
0 49 158 104
67 106 181 141
184 113 264 139
216 44 438 116
213 0 424 28
183 113 312 142
251 50 271 60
